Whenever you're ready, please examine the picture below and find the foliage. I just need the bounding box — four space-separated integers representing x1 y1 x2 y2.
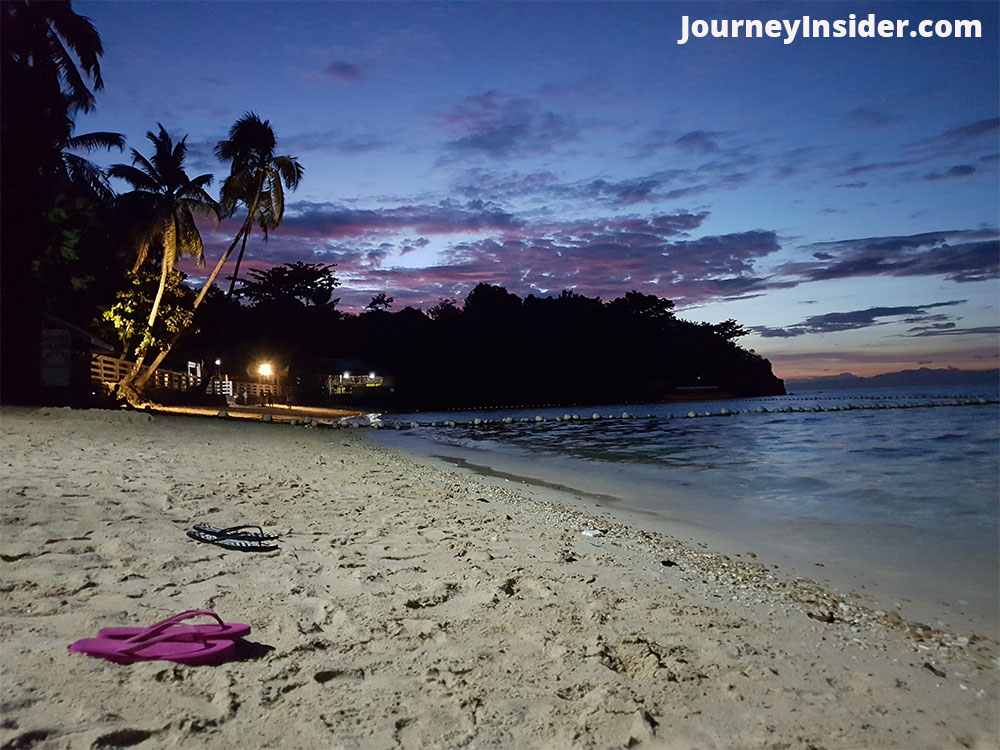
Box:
103 269 195 356
235 262 339 307
0 0 124 402
427 298 460 321
366 292 394 312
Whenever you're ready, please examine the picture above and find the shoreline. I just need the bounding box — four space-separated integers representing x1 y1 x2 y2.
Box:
372 427 1000 639
1 407 997 748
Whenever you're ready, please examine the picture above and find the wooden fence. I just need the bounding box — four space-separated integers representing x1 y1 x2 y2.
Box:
91 354 277 401
90 354 203 392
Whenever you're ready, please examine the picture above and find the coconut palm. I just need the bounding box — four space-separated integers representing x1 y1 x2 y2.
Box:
135 114 303 396
194 112 303 305
108 124 219 398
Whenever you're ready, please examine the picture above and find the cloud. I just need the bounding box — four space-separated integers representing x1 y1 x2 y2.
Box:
755 301 966 338
324 61 362 81
905 325 1000 337
191 200 783 311
439 91 577 159
840 160 911 176
922 164 976 181
902 117 1000 164
781 230 1000 284
279 199 523 239
280 130 389 155
674 130 724 154
939 117 1000 143
832 118 999 182
846 104 902 129
186 197 995 315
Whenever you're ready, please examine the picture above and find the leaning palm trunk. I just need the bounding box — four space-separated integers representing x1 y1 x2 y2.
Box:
114 223 178 405
226 230 251 297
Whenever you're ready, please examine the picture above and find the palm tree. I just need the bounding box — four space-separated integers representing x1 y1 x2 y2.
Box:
134 114 303 398
108 124 219 399
194 112 303 305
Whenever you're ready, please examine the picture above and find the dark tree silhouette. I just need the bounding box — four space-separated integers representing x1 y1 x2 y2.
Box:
1 0 123 403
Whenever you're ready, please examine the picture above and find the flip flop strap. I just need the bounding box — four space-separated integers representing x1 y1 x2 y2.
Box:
117 629 218 655
124 610 225 644
219 525 268 538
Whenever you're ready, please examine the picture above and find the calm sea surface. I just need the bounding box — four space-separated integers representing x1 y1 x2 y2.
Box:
371 386 1000 635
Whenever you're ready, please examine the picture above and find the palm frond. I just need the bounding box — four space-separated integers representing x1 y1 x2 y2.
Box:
267 173 285 226
149 125 185 190
215 112 275 171
186 172 215 192
273 155 304 188
108 163 160 193
63 151 115 204
179 190 221 220
174 210 206 268
218 170 256 215
127 147 162 188
47 29 96 112
67 130 125 152
47 0 105 89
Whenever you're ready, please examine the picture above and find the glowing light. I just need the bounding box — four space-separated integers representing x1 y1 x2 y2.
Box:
258 363 273 377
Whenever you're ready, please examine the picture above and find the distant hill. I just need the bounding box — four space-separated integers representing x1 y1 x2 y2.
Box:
786 367 999 392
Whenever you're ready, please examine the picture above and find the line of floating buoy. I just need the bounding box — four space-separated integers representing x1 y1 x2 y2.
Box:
390 411 658 430
674 398 997 419
380 397 996 429
239 395 995 429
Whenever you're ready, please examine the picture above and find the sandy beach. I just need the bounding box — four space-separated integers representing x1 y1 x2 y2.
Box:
1 406 997 749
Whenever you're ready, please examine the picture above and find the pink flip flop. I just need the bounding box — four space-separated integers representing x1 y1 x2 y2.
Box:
68 630 236 665
96 610 251 642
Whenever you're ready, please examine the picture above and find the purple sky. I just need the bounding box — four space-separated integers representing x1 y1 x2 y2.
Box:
74 0 998 379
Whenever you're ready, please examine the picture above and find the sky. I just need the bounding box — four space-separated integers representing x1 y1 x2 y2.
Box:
72 0 999 380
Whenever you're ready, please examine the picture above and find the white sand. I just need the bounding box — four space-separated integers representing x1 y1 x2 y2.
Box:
1 407 997 749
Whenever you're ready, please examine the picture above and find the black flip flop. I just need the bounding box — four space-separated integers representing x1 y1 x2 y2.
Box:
191 524 281 541
186 528 280 552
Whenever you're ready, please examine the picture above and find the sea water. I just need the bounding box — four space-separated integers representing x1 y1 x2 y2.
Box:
372 386 1000 636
